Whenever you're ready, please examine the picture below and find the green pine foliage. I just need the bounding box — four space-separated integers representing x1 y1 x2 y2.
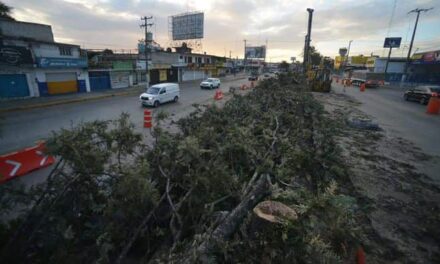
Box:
0 75 361 263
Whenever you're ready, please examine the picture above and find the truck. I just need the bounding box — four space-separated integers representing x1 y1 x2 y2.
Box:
350 70 384 87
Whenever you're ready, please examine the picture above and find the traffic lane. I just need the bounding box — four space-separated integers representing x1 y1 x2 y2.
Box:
2 77 250 188
332 84 440 157
0 77 248 154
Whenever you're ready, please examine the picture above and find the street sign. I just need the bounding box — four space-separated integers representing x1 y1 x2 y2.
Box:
384 37 402 48
339 48 347 57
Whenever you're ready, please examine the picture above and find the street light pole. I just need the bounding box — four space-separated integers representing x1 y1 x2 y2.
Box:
345 40 353 69
403 7 433 82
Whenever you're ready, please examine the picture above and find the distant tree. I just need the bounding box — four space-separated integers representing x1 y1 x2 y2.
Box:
309 46 323 66
103 49 114 55
279 60 290 72
0 1 14 20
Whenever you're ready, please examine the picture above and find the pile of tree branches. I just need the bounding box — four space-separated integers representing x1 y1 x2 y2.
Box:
0 74 361 263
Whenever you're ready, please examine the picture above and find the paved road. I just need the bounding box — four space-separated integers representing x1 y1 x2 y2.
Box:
0 76 248 154
1 76 249 187
332 83 440 157
332 83 440 183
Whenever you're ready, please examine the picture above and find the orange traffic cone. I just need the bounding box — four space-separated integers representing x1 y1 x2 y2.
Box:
426 97 440 115
356 247 366 264
214 90 223 100
360 83 366 92
144 110 152 128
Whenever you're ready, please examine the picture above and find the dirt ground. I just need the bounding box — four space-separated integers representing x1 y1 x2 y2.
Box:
314 91 440 264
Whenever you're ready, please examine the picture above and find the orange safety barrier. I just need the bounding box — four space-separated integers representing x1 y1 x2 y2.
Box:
426 97 440 115
214 90 224 100
0 142 55 184
144 110 152 128
360 83 366 92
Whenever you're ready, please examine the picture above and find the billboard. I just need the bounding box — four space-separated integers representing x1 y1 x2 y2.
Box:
0 45 33 66
245 46 266 59
384 37 401 48
171 12 204 40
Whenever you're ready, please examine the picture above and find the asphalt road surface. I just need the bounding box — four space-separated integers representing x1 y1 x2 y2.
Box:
0 76 249 187
332 83 440 183
0 76 248 154
332 83 440 157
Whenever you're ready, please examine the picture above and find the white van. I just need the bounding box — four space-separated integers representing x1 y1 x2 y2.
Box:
139 83 180 107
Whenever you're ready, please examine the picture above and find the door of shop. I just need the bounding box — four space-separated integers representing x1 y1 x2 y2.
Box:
89 71 111 91
0 74 30 98
46 72 78 95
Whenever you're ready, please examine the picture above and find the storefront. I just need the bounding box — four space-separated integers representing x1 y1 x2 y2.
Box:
0 44 34 98
35 57 89 96
408 50 440 84
110 61 133 89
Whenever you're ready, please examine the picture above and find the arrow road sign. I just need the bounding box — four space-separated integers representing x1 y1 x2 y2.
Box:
5 160 21 177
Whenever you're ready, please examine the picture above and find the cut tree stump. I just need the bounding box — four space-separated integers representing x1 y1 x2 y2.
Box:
253 200 298 224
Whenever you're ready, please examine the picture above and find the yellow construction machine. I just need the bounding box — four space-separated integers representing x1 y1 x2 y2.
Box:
306 59 332 92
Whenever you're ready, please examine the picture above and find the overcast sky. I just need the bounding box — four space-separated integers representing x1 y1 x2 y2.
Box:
6 0 440 62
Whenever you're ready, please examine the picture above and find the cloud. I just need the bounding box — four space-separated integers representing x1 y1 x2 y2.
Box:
4 0 440 61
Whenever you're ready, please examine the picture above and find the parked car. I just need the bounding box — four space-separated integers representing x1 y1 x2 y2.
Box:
404 85 440 105
139 83 180 107
200 78 221 89
248 75 258 81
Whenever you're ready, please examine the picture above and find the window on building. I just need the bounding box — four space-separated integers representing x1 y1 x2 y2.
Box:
188 56 193 63
59 46 72 56
184 56 187 63
206 58 210 64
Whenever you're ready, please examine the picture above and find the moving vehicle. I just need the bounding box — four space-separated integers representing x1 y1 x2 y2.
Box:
350 70 383 88
139 83 180 107
404 85 440 105
200 78 221 89
248 73 258 81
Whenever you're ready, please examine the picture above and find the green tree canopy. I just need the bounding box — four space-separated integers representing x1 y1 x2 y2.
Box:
0 1 14 20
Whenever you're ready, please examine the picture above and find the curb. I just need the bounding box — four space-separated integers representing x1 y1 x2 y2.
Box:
0 90 141 114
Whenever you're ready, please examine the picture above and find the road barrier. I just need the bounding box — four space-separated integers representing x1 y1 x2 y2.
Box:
144 110 152 128
214 90 224 100
360 83 366 92
426 97 440 115
0 142 55 184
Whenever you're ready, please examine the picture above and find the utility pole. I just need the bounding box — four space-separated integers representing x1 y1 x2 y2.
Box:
243 39 247 73
303 8 314 73
384 46 393 77
140 16 153 89
403 7 433 82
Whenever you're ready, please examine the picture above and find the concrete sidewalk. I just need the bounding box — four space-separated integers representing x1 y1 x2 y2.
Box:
0 85 145 114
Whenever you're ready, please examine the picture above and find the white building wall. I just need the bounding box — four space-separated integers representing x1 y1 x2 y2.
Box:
32 44 81 58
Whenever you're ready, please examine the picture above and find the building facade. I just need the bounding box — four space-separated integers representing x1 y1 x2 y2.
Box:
0 20 89 99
